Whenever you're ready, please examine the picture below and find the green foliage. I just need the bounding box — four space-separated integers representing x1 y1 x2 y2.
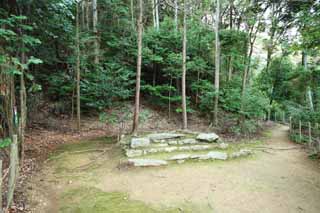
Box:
0 137 11 148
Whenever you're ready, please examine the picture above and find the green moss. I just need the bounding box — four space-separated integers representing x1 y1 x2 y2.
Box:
59 187 196 213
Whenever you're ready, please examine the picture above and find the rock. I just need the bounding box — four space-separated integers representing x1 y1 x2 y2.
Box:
194 151 228 160
153 143 168 147
164 147 178 152
169 154 191 160
131 137 150 148
168 141 178 145
196 133 219 142
178 138 197 145
148 133 185 141
230 149 252 158
177 160 185 164
219 142 229 149
128 159 168 167
126 149 143 157
190 145 211 151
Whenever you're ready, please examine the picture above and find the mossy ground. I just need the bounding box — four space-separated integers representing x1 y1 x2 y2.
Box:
59 186 196 213
37 137 207 212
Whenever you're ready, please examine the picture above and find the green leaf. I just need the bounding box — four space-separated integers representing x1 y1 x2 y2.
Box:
27 56 43 65
0 138 11 148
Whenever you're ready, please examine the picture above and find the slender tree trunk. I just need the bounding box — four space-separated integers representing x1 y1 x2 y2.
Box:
132 0 143 134
152 0 156 28
81 1 85 29
86 0 90 30
19 50 27 163
302 51 314 111
227 0 233 81
228 56 232 81
155 0 159 30
76 3 81 131
196 71 200 105
92 0 99 64
131 0 135 29
240 41 254 113
168 76 172 119
174 0 178 32
213 0 220 126
181 0 188 129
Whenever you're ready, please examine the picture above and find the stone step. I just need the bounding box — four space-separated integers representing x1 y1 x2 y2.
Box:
127 149 253 167
128 159 168 167
125 144 221 157
129 132 220 148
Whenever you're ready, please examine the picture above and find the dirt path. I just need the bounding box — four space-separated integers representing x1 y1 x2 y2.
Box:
29 124 320 213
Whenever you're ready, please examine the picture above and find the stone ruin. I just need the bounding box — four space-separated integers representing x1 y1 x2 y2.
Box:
120 131 252 167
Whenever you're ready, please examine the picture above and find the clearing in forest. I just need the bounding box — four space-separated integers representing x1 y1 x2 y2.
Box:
28 125 320 213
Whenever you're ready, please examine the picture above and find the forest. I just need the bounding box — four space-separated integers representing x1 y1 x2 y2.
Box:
0 0 320 212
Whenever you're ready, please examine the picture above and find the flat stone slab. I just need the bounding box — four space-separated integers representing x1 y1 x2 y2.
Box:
147 133 185 141
177 138 198 145
196 133 219 142
193 151 228 160
230 149 252 158
128 159 168 167
169 154 191 160
126 149 143 157
219 142 229 149
131 137 150 148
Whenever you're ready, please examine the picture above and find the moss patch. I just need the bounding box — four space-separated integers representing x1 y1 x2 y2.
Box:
59 186 196 213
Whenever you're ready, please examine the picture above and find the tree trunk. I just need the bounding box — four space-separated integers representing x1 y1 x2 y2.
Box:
81 1 85 29
7 135 18 209
92 0 99 64
168 76 172 119
181 0 188 129
228 55 232 81
86 0 90 30
174 0 178 32
227 0 233 81
303 51 314 112
213 0 220 126
132 0 143 134
131 0 134 29
19 50 27 163
152 0 156 28
155 0 159 30
76 2 81 131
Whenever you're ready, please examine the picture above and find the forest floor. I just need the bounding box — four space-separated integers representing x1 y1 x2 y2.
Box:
26 124 320 213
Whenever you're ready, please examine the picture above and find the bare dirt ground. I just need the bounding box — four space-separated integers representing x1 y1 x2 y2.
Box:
28 124 320 213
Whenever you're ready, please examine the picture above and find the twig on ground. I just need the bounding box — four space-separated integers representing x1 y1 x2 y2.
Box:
254 146 302 151
72 147 113 170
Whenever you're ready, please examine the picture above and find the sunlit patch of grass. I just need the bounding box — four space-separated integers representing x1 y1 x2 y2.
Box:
59 186 201 213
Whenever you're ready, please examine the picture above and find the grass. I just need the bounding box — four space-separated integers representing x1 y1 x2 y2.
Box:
59 186 199 213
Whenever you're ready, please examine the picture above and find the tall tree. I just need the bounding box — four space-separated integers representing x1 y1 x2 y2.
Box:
213 0 220 126
181 0 188 129
174 0 178 32
132 0 143 134
155 0 160 31
76 2 81 131
92 0 99 64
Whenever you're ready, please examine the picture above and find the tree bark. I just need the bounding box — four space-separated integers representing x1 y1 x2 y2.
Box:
174 0 178 32
76 2 81 131
213 0 220 126
155 0 159 31
303 51 314 112
132 0 143 134
86 0 90 30
131 0 134 29
92 0 99 64
19 49 27 163
227 0 233 81
181 0 188 129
